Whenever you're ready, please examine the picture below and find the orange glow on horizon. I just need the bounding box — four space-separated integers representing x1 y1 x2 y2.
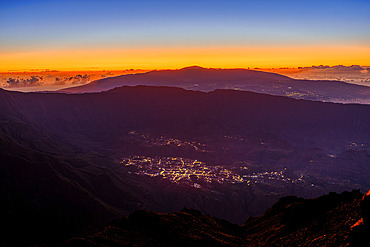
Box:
1 45 369 72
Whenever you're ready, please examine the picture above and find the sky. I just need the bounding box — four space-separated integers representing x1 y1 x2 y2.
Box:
1 0 369 71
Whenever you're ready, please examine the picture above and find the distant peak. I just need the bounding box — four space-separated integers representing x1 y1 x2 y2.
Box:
179 66 206 71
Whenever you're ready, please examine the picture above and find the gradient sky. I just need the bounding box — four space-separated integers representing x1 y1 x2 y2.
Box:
1 0 369 71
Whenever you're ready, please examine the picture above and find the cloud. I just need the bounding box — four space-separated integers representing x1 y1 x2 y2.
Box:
5 76 44 87
298 65 365 71
67 74 90 84
331 65 364 70
71 74 90 84
54 77 66 86
44 69 59 72
53 74 91 86
101 72 114 78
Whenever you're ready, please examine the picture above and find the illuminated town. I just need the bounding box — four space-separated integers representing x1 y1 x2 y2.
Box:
120 156 305 189
128 130 211 153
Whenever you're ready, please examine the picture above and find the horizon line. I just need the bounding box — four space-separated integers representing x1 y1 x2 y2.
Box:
1 64 369 73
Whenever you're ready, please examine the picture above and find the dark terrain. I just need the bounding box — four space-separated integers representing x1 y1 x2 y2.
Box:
60 66 370 104
64 190 370 247
0 86 369 245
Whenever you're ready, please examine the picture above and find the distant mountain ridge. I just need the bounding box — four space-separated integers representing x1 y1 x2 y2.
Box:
60 66 291 93
59 66 370 104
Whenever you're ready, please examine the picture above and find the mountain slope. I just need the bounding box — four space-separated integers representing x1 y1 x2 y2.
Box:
59 67 370 104
63 190 369 247
2 87 370 152
0 86 369 245
3 86 370 153
60 66 290 93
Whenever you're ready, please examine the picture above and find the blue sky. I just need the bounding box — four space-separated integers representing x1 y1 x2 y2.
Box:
1 0 369 51
0 0 369 70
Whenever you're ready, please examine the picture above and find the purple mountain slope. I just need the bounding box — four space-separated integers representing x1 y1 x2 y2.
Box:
60 66 370 104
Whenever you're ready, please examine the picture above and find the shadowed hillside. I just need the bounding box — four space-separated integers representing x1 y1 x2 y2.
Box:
0 86 369 245
63 190 369 247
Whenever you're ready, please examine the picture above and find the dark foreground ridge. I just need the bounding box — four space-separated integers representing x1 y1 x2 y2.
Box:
63 190 369 247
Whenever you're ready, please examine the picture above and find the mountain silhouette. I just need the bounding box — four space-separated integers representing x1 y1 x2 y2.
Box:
59 67 370 104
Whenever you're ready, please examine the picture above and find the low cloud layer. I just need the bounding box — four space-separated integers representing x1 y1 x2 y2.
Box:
5 76 44 87
54 74 91 85
299 65 367 71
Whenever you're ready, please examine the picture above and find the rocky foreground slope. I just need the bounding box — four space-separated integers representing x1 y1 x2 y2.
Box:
63 190 369 247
